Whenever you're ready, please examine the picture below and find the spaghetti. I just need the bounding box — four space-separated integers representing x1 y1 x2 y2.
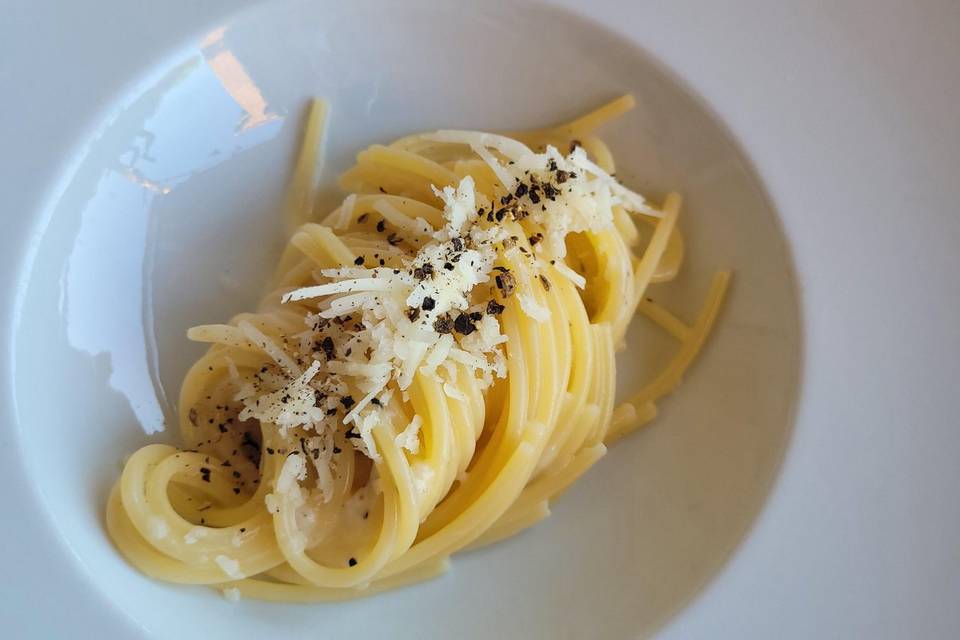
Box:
106 96 729 601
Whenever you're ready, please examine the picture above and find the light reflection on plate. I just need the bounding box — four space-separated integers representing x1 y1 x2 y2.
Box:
63 39 285 433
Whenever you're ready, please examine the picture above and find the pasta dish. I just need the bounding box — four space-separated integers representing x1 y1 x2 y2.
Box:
106 96 729 602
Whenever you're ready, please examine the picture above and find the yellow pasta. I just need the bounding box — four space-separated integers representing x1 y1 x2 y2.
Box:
106 96 729 601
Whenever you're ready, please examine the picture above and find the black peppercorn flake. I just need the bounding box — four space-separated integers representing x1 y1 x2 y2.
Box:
454 313 477 335
495 272 516 298
433 314 454 334
321 336 335 360
486 300 505 315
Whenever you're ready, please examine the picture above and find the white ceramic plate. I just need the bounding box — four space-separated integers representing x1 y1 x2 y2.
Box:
2 1 958 638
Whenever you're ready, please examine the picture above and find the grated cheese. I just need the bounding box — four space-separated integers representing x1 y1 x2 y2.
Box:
225 133 645 521
147 516 169 540
395 415 422 454
222 587 242 602
238 360 323 433
214 555 244 580
184 526 207 544
231 527 258 548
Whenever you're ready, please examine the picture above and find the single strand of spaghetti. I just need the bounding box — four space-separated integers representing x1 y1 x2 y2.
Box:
463 500 551 551
332 193 357 230
613 205 641 247
632 193 681 309
627 271 730 407
225 557 451 603
605 401 659 444
284 99 327 235
637 298 692 342
650 222 685 283
551 94 636 138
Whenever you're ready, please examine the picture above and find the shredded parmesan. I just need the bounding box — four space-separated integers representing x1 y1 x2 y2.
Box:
222 133 641 521
222 587 242 602
147 517 169 540
395 415 423 454
238 360 323 433
214 555 244 580
184 527 207 544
